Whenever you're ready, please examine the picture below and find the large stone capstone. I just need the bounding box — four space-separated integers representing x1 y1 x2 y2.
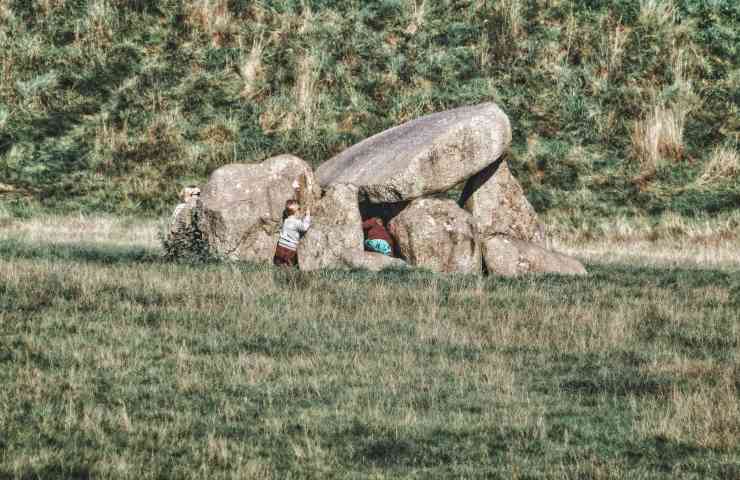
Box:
198 155 320 261
316 102 512 203
298 184 364 271
460 158 545 244
389 198 481 274
483 237 587 277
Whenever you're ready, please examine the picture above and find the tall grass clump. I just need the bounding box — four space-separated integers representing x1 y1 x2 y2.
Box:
639 0 676 29
636 372 739 450
187 0 234 47
631 105 687 174
239 35 266 99
698 144 739 185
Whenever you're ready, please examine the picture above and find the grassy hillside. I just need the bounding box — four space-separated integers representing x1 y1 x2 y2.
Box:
0 0 738 217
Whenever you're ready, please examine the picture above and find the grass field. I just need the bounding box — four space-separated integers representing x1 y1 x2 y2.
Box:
2 1 738 476
1 215 738 478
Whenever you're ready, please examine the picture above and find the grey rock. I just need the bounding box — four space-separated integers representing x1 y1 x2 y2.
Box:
312 183 362 227
298 184 364 271
340 251 408 271
317 102 511 203
198 155 320 261
460 158 545 244
389 198 482 274
483 236 587 276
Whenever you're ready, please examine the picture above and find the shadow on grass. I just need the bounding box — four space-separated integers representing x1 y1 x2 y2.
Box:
0 238 159 266
0 464 92 480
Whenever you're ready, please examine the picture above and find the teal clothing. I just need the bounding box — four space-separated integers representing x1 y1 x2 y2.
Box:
365 239 392 256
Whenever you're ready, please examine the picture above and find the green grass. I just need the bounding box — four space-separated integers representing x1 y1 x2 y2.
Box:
0 0 738 217
1 228 738 478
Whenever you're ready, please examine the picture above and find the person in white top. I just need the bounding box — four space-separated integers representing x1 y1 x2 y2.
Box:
170 186 201 233
273 198 311 267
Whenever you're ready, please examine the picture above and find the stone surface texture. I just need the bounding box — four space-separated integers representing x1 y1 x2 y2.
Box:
460 159 545 244
316 103 511 203
389 198 481 274
483 237 587 276
298 184 364 271
340 251 408 271
197 155 319 261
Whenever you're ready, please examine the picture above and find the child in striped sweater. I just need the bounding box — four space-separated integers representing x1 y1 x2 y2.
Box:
273 199 311 267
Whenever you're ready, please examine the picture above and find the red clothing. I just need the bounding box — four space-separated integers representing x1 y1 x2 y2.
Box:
273 244 298 267
362 218 395 251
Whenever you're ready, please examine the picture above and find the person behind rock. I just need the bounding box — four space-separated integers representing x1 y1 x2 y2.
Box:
170 185 201 233
273 199 311 267
362 217 394 256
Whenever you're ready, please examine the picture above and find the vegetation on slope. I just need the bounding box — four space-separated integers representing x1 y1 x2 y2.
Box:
0 0 738 216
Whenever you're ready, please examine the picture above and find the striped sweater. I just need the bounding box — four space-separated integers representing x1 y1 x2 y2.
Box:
277 214 311 251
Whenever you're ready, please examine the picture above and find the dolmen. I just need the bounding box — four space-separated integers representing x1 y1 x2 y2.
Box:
183 102 586 276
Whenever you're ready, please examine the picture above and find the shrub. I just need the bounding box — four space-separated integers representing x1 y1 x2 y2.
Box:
631 105 687 174
697 144 739 185
160 206 212 263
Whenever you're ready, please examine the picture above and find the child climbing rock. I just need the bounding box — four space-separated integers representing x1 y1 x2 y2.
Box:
362 217 394 256
273 199 311 267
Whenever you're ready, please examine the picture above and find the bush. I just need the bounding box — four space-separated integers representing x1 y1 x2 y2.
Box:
160 206 212 263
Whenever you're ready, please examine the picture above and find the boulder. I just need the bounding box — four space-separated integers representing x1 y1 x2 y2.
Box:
298 184 364 271
197 155 320 261
316 103 511 203
340 251 408 272
389 198 481 274
460 158 545 245
483 236 587 277
311 183 362 227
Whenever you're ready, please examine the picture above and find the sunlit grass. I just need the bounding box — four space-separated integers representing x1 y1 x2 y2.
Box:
1 216 737 478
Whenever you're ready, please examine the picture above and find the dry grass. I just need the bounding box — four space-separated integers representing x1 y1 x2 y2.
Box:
547 211 740 271
497 0 525 40
631 105 687 176
37 0 66 16
239 35 266 99
3 212 738 271
636 371 739 450
698 144 739 185
294 53 320 129
0 214 737 477
600 20 629 80
0 214 160 247
404 0 427 35
639 0 675 29
187 0 234 47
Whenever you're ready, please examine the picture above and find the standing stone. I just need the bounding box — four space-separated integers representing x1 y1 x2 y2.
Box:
483 237 587 276
389 198 481 274
460 158 545 244
197 155 320 261
298 184 364 271
316 103 511 203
